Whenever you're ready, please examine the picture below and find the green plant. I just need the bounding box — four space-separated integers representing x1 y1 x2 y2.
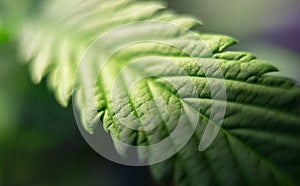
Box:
4 0 300 185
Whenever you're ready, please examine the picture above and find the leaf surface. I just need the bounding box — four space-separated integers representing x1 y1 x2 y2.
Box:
18 0 300 185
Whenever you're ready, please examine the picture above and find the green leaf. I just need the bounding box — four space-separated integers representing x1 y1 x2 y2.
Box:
17 0 300 185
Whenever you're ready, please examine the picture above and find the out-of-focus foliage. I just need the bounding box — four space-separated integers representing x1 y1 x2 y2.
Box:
167 0 300 37
0 27 156 186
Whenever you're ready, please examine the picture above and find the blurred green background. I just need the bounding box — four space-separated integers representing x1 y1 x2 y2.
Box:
1 0 300 185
